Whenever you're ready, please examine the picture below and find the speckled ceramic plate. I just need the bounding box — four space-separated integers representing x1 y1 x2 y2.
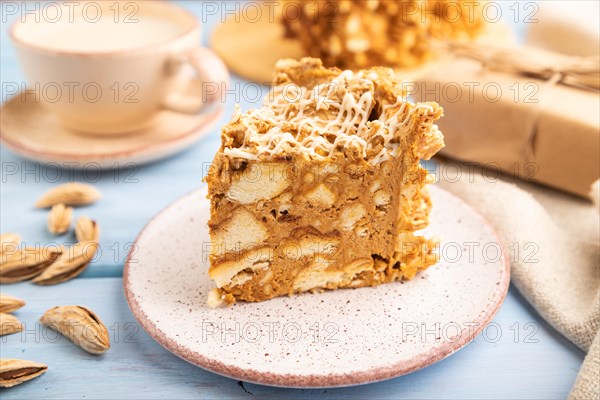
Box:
124 186 510 388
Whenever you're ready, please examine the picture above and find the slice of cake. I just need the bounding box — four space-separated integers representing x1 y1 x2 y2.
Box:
204 58 444 307
281 0 485 69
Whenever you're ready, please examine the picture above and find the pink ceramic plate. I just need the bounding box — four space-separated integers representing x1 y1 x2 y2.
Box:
124 186 510 388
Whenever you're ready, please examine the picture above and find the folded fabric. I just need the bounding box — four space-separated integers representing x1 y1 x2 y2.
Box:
436 162 599 399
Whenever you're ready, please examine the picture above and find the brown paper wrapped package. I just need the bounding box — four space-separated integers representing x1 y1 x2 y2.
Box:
411 58 600 198
526 1 599 57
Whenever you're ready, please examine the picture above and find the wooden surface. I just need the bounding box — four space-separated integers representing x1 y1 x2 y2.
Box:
0 1 584 398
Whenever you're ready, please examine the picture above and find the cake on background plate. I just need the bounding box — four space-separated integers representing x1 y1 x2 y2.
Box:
204 58 444 306
281 0 485 69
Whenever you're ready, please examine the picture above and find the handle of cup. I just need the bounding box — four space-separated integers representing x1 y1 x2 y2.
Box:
162 47 230 114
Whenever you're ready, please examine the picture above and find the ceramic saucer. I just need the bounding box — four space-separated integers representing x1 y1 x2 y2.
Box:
124 185 510 388
0 92 223 168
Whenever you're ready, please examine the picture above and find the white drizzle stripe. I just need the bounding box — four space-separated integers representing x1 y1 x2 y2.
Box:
223 69 436 165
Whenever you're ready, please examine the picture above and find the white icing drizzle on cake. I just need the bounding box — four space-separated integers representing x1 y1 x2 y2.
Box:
222 68 437 165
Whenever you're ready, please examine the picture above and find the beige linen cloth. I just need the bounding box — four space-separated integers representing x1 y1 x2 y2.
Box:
436 162 599 399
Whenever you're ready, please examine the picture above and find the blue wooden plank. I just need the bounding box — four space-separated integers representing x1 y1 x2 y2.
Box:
0 279 584 399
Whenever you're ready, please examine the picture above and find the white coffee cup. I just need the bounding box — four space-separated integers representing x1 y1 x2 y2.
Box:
10 1 229 134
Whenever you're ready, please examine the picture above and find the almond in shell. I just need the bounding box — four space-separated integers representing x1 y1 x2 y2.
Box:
35 182 101 208
0 294 26 314
39 305 110 354
47 203 73 235
32 242 98 285
0 358 47 388
0 313 23 336
0 247 62 284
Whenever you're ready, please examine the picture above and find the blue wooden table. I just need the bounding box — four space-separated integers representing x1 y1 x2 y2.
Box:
0 2 583 398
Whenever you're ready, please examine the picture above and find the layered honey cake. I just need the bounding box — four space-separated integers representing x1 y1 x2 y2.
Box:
281 0 485 69
205 58 444 307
